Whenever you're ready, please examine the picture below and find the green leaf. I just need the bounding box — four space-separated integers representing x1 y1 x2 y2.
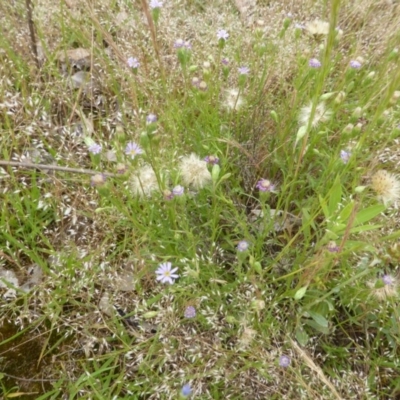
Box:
349 224 383 234
304 319 330 334
308 311 329 327
295 327 309 346
328 176 342 215
319 195 329 219
338 201 355 223
294 286 307 300
353 204 386 226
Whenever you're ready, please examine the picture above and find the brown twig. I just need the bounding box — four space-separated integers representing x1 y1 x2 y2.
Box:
0 160 119 177
25 0 39 69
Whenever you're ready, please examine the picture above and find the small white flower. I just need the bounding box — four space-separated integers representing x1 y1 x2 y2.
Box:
155 262 179 284
298 102 332 128
371 170 400 205
223 88 244 111
179 154 211 189
130 165 159 197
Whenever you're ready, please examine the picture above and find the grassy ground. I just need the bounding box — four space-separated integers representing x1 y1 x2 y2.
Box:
1 0 400 398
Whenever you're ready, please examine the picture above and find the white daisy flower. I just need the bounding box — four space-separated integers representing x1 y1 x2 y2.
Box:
155 262 179 285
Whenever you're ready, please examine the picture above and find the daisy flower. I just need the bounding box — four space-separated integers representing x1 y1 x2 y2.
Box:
125 142 143 159
155 262 179 284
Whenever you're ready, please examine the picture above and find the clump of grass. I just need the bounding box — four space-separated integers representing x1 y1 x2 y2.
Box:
1 0 400 398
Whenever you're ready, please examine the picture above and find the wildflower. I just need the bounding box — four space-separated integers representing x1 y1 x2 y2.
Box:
327 241 340 253
223 88 244 111
179 153 212 189
127 57 140 69
256 179 275 192
172 185 184 196
191 77 200 87
116 163 127 174
340 150 351 164
184 306 196 318
309 58 321 68
371 170 400 205
125 142 143 159
198 81 208 91
305 20 330 37
237 240 250 252
217 29 229 41
181 383 192 397
238 66 250 75
350 60 362 69
298 101 332 128
204 155 219 165
146 114 157 124
279 355 291 367
163 189 174 200
149 0 163 8
221 58 229 65
367 274 398 301
130 165 159 197
90 173 107 187
382 274 394 285
88 143 102 155
155 262 179 285
174 39 191 49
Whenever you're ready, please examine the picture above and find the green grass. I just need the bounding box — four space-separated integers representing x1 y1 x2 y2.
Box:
1 0 400 398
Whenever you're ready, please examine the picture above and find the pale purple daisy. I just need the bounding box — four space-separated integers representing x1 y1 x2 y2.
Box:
340 150 351 164
217 29 229 41
184 306 196 318
204 155 219 165
181 384 192 397
238 66 250 75
174 39 192 49
350 60 362 69
172 185 184 196
237 240 250 252
88 143 102 155
279 355 291 368
256 178 275 192
127 57 140 69
125 142 143 159
382 274 394 286
149 0 163 8
309 58 321 68
146 113 157 124
155 262 179 284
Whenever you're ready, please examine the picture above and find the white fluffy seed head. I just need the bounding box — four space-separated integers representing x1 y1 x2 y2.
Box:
179 154 211 189
371 170 400 206
130 165 159 197
298 102 332 128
